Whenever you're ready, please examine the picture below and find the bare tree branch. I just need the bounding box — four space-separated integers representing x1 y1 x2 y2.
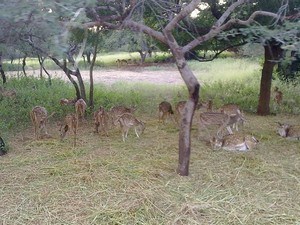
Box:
164 0 201 33
183 10 280 53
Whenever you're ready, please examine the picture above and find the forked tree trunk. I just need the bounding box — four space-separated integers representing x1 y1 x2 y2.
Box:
257 43 282 115
172 51 200 176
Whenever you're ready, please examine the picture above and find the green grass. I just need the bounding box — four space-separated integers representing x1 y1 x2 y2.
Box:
0 56 300 224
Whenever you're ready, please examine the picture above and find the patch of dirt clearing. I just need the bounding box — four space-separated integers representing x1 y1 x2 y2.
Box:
25 65 186 86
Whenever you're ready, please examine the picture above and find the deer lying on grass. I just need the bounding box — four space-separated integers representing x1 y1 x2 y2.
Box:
93 106 109 136
210 133 259 151
59 113 78 147
0 87 16 98
30 106 54 140
277 123 300 140
75 98 87 122
60 98 77 106
219 103 245 131
158 101 175 124
198 111 244 139
110 105 136 126
114 113 145 142
274 86 283 105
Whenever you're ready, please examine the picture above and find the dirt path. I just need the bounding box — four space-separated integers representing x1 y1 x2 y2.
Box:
21 65 186 86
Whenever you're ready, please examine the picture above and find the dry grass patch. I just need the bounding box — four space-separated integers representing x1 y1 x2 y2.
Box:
0 113 299 224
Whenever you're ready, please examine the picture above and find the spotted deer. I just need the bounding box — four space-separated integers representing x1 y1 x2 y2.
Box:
158 101 175 124
75 98 87 122
210 133 259 151
199 99 213 112
93 106 109 136
198 112 244 139
0 87 16 98
109 105 136 126
220 103 245 131
277 123 300 140
60 98 77 106
59 113 78 147
114 113 145 142
274 86 283 105
30 106 54 140
175 100 213 124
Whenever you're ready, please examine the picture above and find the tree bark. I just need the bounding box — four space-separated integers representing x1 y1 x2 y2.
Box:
22 55 27 77
0 53 6 84
165 37 200 176
89 30 100 110
257 43 282 115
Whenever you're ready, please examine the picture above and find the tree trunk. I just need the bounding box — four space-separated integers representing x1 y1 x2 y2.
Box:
172 50 200 176
22 55 27 77
75 68 87 101
0 53 6 84
50 57 81 99
86 52 91 64
89 32 99 110
257 43 282 115
38 55 52 86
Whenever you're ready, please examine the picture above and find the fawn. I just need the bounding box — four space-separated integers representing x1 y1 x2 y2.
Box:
219 103 245 131
75 98 87 122
114 113 145 142
59 113 78 147
198 112 244 139
158 101 175 124
30 106 54 140
277 123 300 140
210 133 259 151
93 106 109 136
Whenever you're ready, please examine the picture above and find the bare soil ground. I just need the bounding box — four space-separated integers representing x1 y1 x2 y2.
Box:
27 64 186 85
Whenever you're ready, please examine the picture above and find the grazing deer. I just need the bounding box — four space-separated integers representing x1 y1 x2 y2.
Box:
75 98 87 122
0 86 16 98
30 106 54 140
116 59 128 67
277 123 300 140
274 86 283 105
93 106 109 136
210 133 259 151
59 113 78 147
158 101 175 124
110 105 136 126
220 103 245 131
60 98 77 106
198 112 244 139
114 113 145 142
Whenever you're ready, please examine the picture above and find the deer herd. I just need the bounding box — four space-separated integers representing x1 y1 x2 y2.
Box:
29 86 300 150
